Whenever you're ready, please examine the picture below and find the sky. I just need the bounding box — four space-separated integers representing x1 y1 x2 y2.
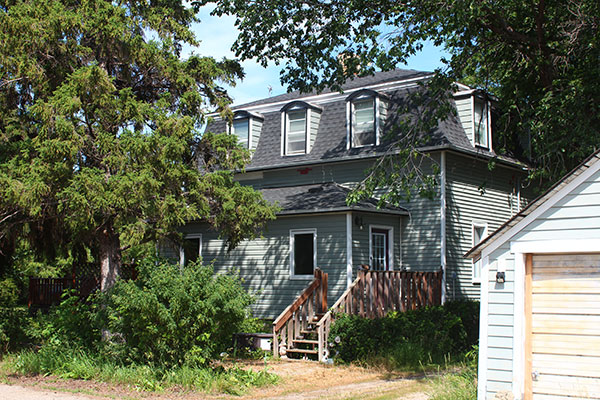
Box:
188 6 450 107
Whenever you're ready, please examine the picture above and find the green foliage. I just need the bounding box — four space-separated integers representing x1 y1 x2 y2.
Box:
100 258 254 367
0 0 276 288
428 362 477 400
328 302 479 369
0 307 32 354
0 278 19 307
9 347 277 393
208 0 600 192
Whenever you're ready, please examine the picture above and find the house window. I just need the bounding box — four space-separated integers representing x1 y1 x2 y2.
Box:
472 223 487 283
232 118 249 148
351 97 376 147
179 234 202 266
290 229 316 278
473 99 490 148
369 225 393 271
285 109 307 155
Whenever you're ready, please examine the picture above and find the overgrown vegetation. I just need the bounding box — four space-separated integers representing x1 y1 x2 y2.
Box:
1 258 277 394
428 347 478 400
328 301 479 370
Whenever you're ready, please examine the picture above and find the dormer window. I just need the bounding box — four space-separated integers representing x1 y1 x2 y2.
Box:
286 109 307 154
346 89 387 149
229 110 264 150
281 101 322 156
232 118 249 148
473 98 491 149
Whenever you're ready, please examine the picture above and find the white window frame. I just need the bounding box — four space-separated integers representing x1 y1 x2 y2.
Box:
472 97 491 149
471 221 488 283
289 228 317 279
368 225 394 271
179 233 202 266
230 117 251 149
282 107 309 156
347 95 381 149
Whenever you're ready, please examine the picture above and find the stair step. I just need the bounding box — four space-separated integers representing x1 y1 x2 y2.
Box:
286 348 318 355
293 339 319 345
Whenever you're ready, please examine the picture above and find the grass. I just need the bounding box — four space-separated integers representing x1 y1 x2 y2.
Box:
427 365 477 400
3 345 278 395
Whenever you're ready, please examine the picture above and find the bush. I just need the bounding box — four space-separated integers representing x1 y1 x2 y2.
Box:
100 259 254 367
0 306 32 353
328 301 479 368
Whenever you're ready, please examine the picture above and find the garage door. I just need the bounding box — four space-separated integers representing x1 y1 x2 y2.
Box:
528 253 600 400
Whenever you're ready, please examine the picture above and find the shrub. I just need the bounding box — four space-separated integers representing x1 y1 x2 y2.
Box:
0 306 32 353
100 259 254 367
328 301 479 368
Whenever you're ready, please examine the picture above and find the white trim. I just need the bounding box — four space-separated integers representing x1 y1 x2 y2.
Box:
248 116 253 149
440 151 447 303
345 101 351 150
481 157 600 260
477 255 490 400
212 75 433 115
289 228 317 279
280 112 285 156
346 212 353 287
283 107 308 156
513 253 526 400
306 108 312 153
375 96 381 146
369 224 394 270
511 238 600 255
179 234 202 266
471 221 488 284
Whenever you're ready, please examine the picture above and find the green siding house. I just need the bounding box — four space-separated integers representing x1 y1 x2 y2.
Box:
170 70 529 319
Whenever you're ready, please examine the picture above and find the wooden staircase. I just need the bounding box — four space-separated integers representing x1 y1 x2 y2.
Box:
272 268 444 362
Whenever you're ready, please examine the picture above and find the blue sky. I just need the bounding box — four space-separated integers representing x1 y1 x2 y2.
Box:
189 6 449 106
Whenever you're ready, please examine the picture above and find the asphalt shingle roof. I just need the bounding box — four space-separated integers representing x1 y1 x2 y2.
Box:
207 69 522 171
260 182 408 216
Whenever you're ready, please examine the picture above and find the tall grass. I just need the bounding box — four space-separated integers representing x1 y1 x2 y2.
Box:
8 345 277 394
428 366 477 400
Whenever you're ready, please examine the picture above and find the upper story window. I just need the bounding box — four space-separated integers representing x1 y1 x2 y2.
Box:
471 222 487 283
229 110 264 150
346 89 387 149
281 101 322 156
232 118 249 148
473 98 491 149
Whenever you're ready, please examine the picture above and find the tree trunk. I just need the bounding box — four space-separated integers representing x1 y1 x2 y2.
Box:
99 225 121 292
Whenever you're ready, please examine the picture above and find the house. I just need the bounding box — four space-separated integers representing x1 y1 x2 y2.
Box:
467 150 600 400
166 69 530 319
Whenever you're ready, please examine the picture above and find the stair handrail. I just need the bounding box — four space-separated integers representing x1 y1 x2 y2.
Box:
272 268 327 358
316 270 364 362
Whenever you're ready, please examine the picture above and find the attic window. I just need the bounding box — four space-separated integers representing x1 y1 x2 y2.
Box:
232 118 249 148
351 97 376 147
280 101 322 156
286 109 307 155
473 98 490 149
346 89 386 149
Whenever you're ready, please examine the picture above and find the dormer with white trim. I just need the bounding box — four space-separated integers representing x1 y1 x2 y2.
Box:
345 89 388 149
229 110 264 151
454 90 493 151
280 101 322 156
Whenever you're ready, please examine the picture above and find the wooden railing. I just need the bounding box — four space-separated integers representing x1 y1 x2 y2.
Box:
272 268 328 358
316 269 442 361
28 277 99 308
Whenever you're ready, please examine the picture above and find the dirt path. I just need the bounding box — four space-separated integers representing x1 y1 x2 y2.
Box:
0 360 431 400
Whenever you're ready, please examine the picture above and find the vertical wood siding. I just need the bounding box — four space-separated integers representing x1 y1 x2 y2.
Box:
251 118 263 151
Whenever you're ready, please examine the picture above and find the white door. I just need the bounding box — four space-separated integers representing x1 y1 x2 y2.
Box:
527 253 600 400
371 228 389 271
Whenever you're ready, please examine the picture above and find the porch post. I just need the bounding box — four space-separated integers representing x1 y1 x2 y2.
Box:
346 212 353 288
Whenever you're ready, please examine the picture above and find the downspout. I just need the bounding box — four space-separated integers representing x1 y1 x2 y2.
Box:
440 151 447 304
346 212 353 287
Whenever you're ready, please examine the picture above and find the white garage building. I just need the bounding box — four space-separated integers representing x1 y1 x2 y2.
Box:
467 150 600 400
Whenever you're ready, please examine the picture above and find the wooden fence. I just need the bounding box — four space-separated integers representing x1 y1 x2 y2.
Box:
315 269 442 361
28 277 99 308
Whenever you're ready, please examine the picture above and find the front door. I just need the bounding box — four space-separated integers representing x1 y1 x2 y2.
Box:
371 228 389 271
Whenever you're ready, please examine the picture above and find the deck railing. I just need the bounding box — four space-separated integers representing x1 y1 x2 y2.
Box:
272 268 328 358
316 269 442 361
